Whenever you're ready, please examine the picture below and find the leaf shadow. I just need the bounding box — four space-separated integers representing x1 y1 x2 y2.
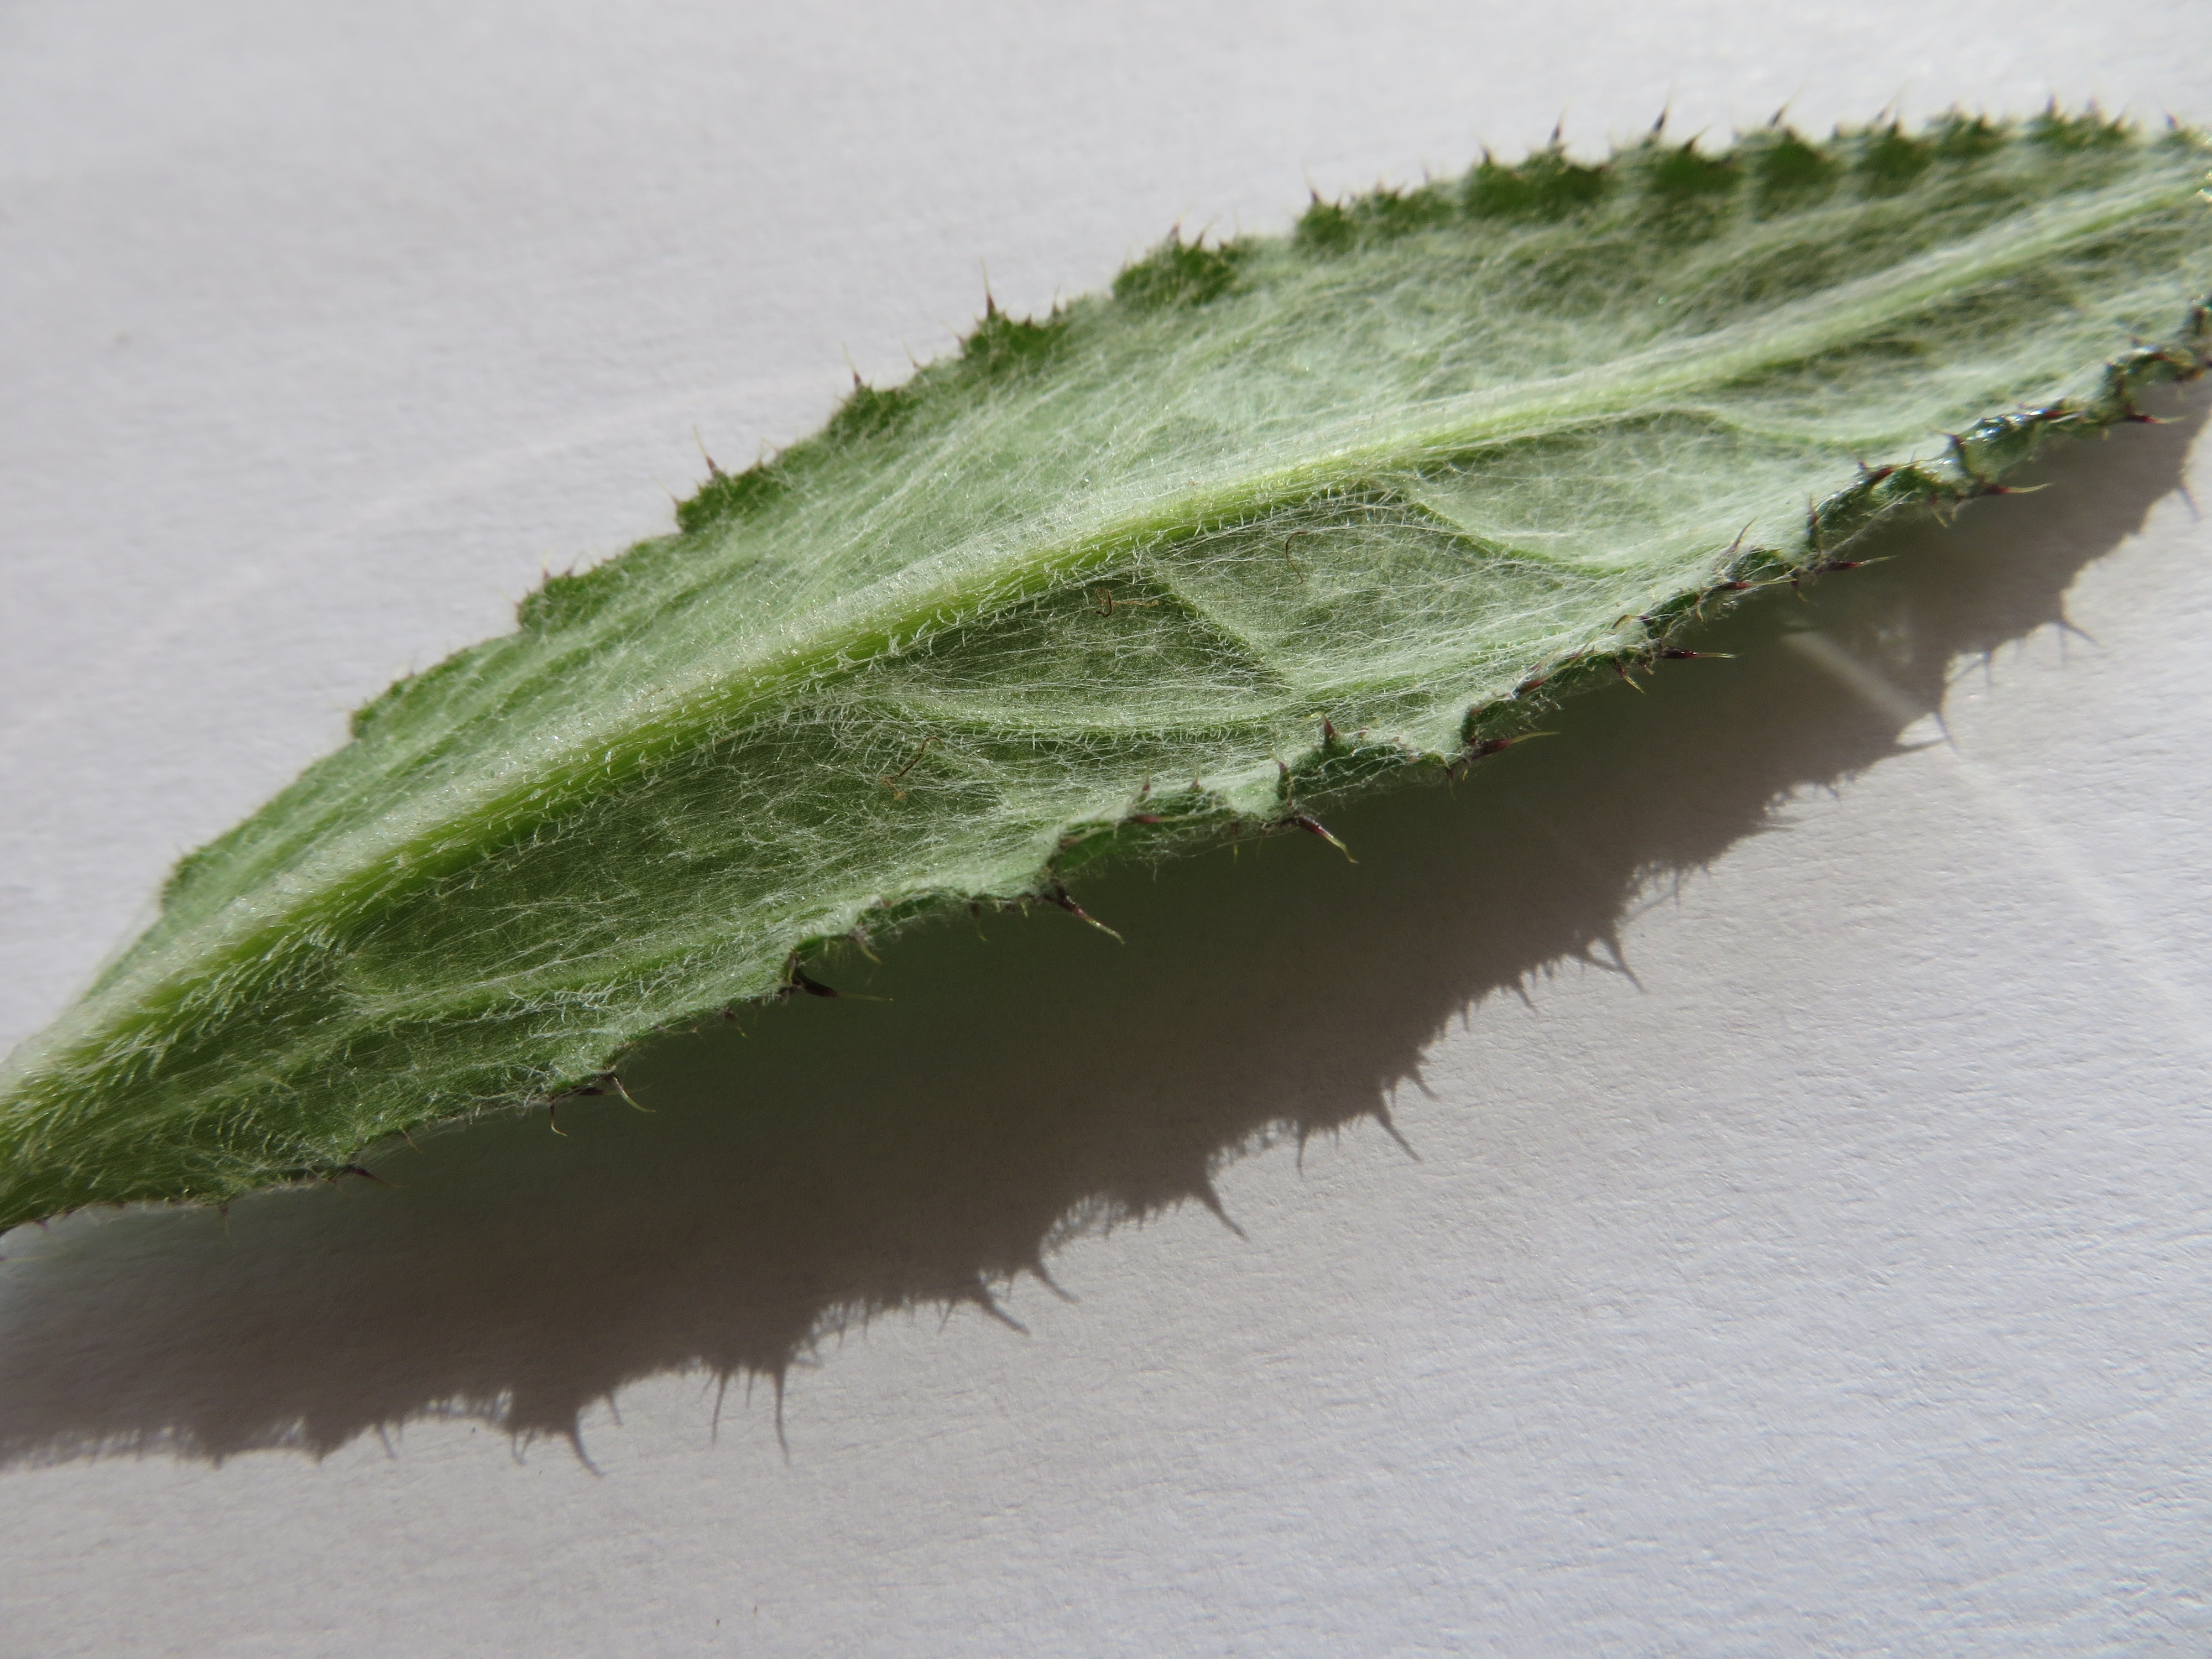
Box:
0 395 2200 1468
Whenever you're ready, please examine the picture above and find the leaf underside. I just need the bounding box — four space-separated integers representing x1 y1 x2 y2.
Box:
4 111 2209 1229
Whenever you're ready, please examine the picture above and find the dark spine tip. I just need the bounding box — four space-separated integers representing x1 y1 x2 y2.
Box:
790 969 841 999
1046 884 1123 940
1293 813 1355 861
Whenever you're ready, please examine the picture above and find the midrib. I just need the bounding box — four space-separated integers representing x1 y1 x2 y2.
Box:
39 165 2190 1058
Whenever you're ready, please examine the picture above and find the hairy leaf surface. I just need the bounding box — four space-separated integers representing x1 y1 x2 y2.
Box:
3 113 2209 1227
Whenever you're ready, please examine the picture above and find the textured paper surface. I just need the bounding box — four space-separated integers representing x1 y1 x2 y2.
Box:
2 3 2208 1653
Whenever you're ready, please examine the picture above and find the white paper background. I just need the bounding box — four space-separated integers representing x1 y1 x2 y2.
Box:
2 3 2209 1654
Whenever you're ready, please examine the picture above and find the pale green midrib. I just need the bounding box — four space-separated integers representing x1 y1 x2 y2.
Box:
314 172 2187 802
18 166 2193 1082
216 163 2192 853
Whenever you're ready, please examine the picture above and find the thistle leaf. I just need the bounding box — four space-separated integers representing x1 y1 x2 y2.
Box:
4 112 2209 1229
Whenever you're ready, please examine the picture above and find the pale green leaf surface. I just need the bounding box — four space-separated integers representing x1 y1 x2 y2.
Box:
3 113 2209 1228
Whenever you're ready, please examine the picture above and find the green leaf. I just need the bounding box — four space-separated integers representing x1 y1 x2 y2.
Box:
3 112 2209 1229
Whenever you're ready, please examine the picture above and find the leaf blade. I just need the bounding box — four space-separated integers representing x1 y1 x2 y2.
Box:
4 114 2208 1226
